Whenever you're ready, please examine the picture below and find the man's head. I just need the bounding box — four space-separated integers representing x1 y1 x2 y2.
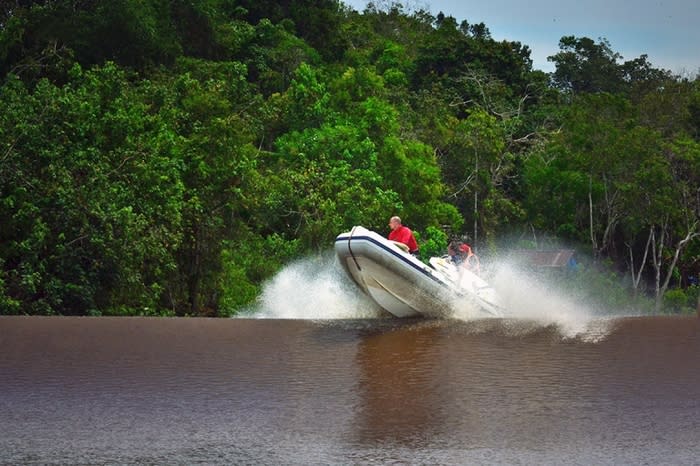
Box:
389 216 402 231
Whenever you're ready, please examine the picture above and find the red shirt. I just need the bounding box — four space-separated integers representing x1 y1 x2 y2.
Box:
388 226 418 253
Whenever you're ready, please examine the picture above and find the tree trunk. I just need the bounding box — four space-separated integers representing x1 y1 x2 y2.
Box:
652 220 699 312
588 176 598 258
599 178 621 256
473 150 479 251
652 224 666 312
627 226 653 299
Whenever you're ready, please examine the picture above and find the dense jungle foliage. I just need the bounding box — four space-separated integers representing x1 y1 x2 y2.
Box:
1 1 698 316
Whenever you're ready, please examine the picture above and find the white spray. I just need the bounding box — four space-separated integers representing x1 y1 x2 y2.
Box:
244 254 383 319
490 259 615 341
245 252 618 340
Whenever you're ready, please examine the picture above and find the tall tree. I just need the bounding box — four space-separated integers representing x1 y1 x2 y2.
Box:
549 36 623 94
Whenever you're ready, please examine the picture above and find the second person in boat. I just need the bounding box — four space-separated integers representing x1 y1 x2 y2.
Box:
448 240 481 275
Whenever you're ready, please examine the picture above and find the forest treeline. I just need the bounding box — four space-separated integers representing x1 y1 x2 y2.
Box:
1 1 698 316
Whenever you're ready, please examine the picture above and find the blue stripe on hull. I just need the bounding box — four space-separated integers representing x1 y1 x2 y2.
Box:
334 234 448 288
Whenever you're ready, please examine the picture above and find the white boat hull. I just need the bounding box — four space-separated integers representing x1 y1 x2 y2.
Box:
335 226 504 318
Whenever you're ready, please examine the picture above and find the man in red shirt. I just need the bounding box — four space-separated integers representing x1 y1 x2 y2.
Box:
387 216 419 255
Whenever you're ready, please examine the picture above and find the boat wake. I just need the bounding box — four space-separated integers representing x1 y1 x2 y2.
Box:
244 253 624 341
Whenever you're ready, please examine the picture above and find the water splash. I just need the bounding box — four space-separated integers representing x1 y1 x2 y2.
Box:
244 254 383 319
485 259 615 341
244 252 617 341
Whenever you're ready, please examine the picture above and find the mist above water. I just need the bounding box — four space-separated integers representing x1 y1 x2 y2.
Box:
246 253 622 340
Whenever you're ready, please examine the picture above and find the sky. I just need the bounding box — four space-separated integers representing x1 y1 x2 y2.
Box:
342 0 700 75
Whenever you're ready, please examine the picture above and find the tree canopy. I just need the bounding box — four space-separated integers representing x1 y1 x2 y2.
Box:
1 1 698 315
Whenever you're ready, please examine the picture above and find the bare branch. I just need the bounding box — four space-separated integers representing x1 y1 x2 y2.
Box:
450 171 476 198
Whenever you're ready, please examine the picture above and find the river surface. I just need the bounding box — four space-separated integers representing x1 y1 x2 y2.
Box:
1 314 699 465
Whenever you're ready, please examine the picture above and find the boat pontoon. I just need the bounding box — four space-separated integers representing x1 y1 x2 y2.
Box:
334 226 504 318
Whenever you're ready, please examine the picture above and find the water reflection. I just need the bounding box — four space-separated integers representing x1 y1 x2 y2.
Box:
354 320 444 446
0 315 699 465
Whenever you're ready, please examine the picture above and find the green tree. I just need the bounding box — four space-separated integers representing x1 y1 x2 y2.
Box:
166 58 262 315
0 64 184 314
548 36 623 94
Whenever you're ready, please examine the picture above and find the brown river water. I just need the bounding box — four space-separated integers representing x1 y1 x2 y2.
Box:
1 257 699 464
1 314 699 465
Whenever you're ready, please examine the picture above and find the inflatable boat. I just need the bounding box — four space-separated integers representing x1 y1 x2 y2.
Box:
334 226 504 318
